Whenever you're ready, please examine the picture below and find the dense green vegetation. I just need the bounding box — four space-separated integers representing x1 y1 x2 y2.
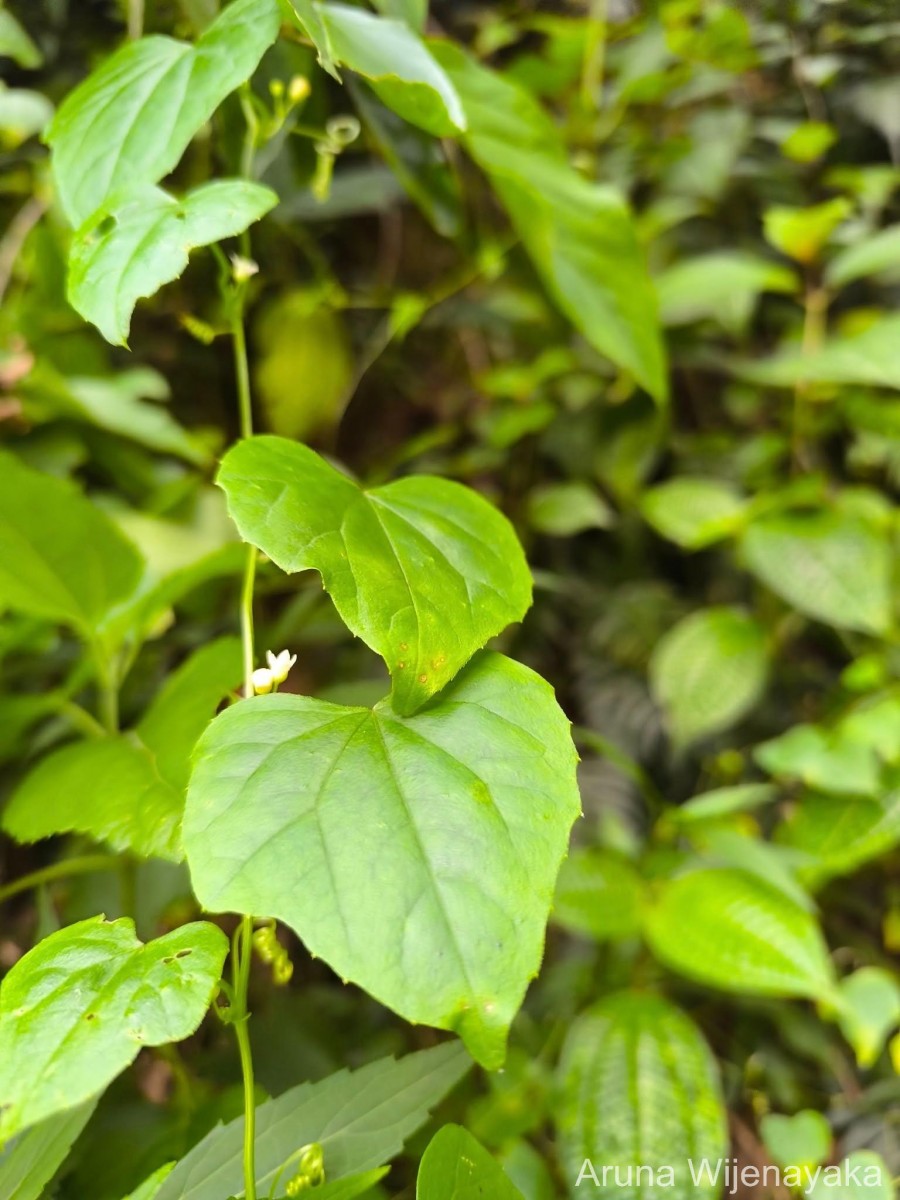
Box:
1 0 899 1196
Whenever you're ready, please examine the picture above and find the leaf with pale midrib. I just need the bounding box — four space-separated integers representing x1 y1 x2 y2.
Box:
47 0 280 225
557 993 727 1200
644 868 836 999
217 435 532 716
184 652 580 1067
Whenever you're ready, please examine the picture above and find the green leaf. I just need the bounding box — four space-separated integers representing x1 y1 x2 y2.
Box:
527 482 614 537
155 1042 471 1200
46 0 281 225
372 0 427 32
755 724 882 797
416 1126 524 1199
3 637 242 860
120 1165 176 1200
0 10 42 68
672 783 779 825
51 369 210 465
763 199 852 264
806 1152 893 1200
0 917 228 1141
184 652 580 1067
0 451 144 638
760 1111 831 1174
69 181 277 345
655 252 797 332
644 868 836 1000
741 314 900 392
431 43 667 403
835 967 900 1068
217 436 532 715
827 225 900 287
296 1170 388 1198
775 790 900 882
640 478 745 549
0 1100 98 1200
351 83 462 238
284 2 464 135
0 86 53 145
650 607 768 747
552 850 644 942
557 993 727 1199
742 508 893 635
281 0 338 79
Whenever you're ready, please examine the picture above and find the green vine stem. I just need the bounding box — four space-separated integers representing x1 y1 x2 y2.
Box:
231 914 259 1200
0 854 119 906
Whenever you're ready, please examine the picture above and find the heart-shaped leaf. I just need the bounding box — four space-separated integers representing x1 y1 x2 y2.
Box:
416 1126 524 1198
69 181 277 345
557 993 727 1199
644 868 837 1000
184 652 579 1068
46 0 281 225
218 436 532 715
0 917 228 1140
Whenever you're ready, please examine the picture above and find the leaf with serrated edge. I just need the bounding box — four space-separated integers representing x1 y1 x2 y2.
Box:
184 652 579 1067
69 181 277 345
557 993 727 1200
155 1042 471 1200
0 917 228 1141
218 436 532 715
644 868 836 1000
46 0 281 225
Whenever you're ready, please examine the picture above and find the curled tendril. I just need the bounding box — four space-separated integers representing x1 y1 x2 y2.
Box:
252 921 294 986
268 1142 325 1198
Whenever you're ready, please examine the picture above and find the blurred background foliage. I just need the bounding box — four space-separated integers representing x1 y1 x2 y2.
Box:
2 0 900 1196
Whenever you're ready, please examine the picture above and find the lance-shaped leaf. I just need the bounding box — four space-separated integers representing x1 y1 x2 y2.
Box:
69 181 277 345
0 451 144 637
0 1099 98 1200
283 2 464 135
557 993 727 1199
218 436 531 715
417 1126 524 1199
0 918 228 1141
184 652 579 1068
3 638 242 861
431 43 666 403
46 0 281 225
155 1041 471 1200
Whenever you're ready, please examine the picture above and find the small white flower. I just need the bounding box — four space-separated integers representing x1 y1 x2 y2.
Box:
251 667 275 695
230 253 259 283
266 649 297 685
